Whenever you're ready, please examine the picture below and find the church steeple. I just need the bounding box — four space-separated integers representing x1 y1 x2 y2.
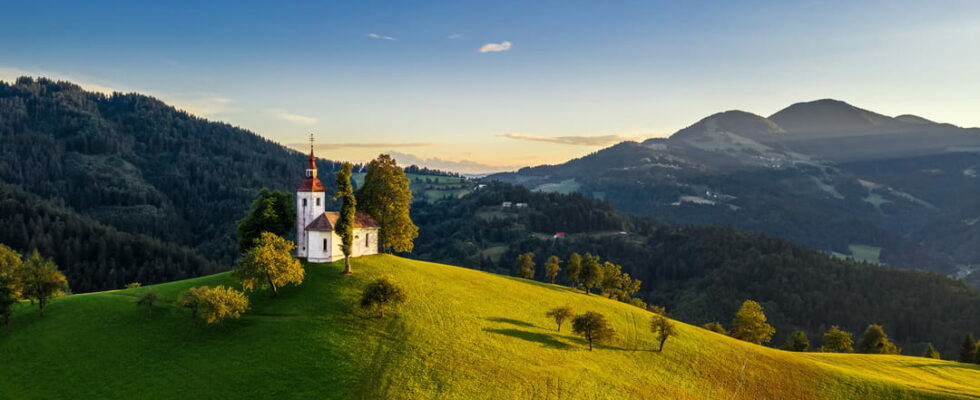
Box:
297 134 325 192
296 133 327 258
305 134 318 179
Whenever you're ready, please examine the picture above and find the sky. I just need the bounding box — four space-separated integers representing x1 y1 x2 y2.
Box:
2 0 979 173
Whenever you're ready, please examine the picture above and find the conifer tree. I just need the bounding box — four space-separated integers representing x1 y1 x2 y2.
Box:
334 162 356 274
857 324 900 354
516 252 535 279
236 188 295 253
961 334 978 363
565 253 583 288
20 251 68 317
922 343 940 359
820 325 854 353
234 232 304 297
357 154 418 253
731 300 775 344
545 255 561 284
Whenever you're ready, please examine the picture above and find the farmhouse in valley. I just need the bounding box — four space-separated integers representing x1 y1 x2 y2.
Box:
295 147 379 262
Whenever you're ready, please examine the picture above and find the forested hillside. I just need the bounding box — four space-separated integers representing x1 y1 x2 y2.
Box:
411 183 980 353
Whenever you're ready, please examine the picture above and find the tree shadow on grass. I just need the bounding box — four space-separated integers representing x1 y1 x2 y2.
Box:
485 328 572 349
484 317 536 328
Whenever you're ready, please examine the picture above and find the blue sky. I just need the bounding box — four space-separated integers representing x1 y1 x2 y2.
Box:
2 0 979 172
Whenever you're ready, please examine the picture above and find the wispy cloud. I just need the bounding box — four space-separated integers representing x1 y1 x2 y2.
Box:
366 33 396 40
288 142 434 152
448 33 462 40
388 151 520 174
499 133 636 146
479 41 512 53
275 111 317 125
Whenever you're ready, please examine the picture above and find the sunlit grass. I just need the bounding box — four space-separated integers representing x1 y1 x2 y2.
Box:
1 255 977 399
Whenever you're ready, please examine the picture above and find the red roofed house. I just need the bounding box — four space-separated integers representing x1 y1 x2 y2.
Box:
295 146 380 262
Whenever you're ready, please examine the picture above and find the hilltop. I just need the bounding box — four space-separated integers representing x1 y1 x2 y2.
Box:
2 255 978 399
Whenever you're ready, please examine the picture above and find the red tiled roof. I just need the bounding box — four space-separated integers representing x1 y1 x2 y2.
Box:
306 211 380 231
296 178 325 192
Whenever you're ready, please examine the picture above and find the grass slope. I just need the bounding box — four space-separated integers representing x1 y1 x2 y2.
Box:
2 255 978 399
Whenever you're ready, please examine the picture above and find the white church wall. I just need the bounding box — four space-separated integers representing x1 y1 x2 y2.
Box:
353 228 379 257
295 192 326 257
306 230 333 263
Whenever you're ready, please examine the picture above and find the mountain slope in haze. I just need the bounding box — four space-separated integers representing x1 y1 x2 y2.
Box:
490 100 980 277
3 255 978 400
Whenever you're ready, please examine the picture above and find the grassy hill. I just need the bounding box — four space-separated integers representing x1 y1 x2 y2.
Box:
2 255 978 399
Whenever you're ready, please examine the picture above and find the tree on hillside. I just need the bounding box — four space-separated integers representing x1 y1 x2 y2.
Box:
857 324 900 354
650 314 677 351
731 300 775 344
599 261 641 302
565 253 582 288
702 322 727 335
333 162 357 275
134 290 161 314
0 274 16 327
234 232 304 297
782 330 810 352
0 245 22 326
545 255 561 284
516 252 535 279
357 154 418 253
236 188 295 253
360 276 407 318
183 286 249 325
820 326 854 353
922 343 940 359
580 253 603 295
546 305 574 332
20 251 69 316
572 311 615 351
961 334 978 363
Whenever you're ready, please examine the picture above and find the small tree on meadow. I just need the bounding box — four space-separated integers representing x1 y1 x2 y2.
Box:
731 300 774 344
650 314 677 352
333 161 357 275
177 286 207 318
782 330 810 352
857 324 900 354
545 256 561 284
134 290 161 314
820 325 854 353
545 305 574 332
702 322 727 335
196 286 249 325
565 253 583 288
516 252 535 280
20 251 69 317
922 343 940 359
0 245 22 327
572 311 615 351
579 254 604 295
360 276 407 318
0 274 15 327
960 334 978 363
234 232 304 297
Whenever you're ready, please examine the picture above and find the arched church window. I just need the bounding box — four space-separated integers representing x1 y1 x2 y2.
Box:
323 238 327 251
302 199 307 207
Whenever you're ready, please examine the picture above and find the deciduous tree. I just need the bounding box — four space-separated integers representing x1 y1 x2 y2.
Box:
545 305 574 332
236 188 295 253
545 255 561 284
233 232 304 297
782 330 810 352
516 252 535 279
360 276 407 318
731 300 775 344
922 343 940 359
20 251 68 316
333 162 357 274
702 322 727 335
857 324 900 354
820 325 854 353
572 311 615 350
579 253 603 295
357 154 418 253
565 253 582 288
135 290 160 314
184 286 249 325
650 314 677 351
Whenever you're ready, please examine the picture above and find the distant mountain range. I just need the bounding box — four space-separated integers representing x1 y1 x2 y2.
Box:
490 99 980 279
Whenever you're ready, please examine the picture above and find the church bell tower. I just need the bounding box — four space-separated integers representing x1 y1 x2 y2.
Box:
296 135 326 258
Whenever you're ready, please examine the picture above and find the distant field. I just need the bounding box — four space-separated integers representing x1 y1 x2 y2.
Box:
534 179 581 194
351 172 473 202
2 255 978 399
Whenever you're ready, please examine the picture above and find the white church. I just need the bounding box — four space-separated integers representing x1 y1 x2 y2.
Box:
295 148 380 262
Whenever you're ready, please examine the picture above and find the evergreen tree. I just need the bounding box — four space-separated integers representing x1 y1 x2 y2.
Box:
357 154 418 253
360 276 407 318
233 232 304 297
961 334 978 363
922 343 940 359
516 252 535 279
857 324 901 354
236 188 295 253
20 251 69 317
731 300 775 344
650 314 677 351
702 322 727 335
545 305 574 332
565 253 583 288
820 325 854 353
545 255 561 284
579 253 603 295
333 162 356 275
572 311 615 351
782 330 810 352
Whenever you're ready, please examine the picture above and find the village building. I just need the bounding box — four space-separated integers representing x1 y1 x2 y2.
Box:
295 147 380 262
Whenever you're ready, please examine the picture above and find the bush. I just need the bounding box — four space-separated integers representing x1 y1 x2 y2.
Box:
360 276 407 318
134 290 160 314
178 286 249 325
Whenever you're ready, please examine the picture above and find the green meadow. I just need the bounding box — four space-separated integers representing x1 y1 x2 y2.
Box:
1 255 978 399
